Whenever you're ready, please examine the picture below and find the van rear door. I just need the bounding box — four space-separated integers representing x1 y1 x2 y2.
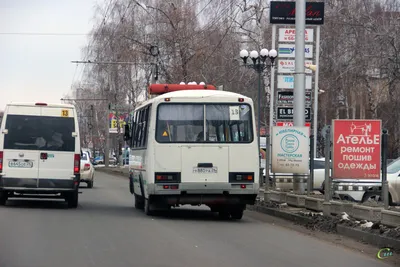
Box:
2 107 41 185
37 107 76 181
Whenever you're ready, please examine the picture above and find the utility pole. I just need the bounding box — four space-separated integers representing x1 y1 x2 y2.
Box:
293 0 307 194
90 104 95 158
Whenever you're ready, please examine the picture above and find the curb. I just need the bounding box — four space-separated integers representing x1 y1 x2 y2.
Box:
250 204 400 250
248 205 314 226
336 225 400 250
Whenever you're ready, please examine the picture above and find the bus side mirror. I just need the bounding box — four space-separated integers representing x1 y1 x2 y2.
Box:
124 124 131 141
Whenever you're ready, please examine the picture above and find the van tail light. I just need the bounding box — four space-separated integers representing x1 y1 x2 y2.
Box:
74 154 80 174
155 172 181 183
0 151 3 173
84 163 90 171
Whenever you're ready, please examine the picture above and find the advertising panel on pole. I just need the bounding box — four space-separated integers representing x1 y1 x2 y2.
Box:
278 28 314 43
270 1 325 25
277 91 312 105
277 107 311 121
277 75 312 89
278 44 313 58
278 60 313 74
332 120 382 179
276 122 311 127
109 112 129 134
271 126 310 173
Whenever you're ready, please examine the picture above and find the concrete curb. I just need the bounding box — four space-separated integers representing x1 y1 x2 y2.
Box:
248 205 314 226
249 203 400 250
336 225 400 250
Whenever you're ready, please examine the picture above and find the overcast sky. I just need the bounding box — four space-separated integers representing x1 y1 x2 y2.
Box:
0 0 101 110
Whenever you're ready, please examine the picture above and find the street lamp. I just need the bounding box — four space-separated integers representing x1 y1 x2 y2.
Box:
240 48 277 187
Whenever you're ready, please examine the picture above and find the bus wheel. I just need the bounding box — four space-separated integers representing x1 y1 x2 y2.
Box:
218 211 230 220
230 209 244 220
134 194 144 210
144 198 153 216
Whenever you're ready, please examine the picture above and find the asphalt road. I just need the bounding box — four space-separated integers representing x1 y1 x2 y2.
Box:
0 171 394 267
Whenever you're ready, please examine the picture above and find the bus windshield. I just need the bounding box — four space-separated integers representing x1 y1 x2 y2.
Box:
156 103 253 143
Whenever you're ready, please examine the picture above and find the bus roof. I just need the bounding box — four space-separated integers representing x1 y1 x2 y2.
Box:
7 102 75 108
136 90 253 110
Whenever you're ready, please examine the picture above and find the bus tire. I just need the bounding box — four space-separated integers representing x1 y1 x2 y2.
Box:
134 194 144 210
230 209 244 220
218 210 230 220
144 198 153 216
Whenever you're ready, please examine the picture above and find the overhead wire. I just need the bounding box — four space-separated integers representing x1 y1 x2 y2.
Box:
74 0 116 91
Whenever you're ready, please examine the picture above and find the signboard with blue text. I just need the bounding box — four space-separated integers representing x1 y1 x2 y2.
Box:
271 126 310 173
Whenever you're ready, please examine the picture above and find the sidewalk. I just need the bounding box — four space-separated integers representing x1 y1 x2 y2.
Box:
95 165 129 176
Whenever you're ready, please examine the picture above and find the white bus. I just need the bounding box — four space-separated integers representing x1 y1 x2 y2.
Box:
124 84 259 219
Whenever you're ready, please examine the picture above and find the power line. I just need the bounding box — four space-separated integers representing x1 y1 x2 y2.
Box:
75 0 117 90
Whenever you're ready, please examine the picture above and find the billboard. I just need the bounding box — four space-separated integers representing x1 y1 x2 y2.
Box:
278 60 313 74
278 44 313 58
271 126 310 173
277 75 312 89
277 91 312 105
332 120 382 179
109 112 129 134
277 107 311 121
270 1 325 25
276 122 311 127
278 28 314 43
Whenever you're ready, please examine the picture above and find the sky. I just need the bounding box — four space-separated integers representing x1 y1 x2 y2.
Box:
0 0 102 110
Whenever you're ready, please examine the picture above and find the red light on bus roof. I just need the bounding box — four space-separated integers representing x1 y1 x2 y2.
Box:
35 102 48 106
238 98 244 102
148 84 216 95
164 98 171 102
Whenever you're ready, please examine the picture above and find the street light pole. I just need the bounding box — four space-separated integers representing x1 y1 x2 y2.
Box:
240 49 277 187
293 0 307 194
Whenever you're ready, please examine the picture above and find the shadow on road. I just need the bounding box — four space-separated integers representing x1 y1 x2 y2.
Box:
3 199 69 209
150 207 250 223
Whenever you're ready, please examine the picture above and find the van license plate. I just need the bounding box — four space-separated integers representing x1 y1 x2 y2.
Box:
8 160 33 168
193 167 218 174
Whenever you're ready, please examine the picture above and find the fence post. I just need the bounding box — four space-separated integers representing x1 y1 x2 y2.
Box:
324 126 331 202
308 135 315 195
381 129 389 209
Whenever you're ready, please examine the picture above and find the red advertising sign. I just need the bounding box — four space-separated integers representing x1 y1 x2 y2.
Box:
332 120 381 179
276 122 311 127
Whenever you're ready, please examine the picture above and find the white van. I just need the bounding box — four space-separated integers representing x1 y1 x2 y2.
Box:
0 102 81 208
125 84 259 220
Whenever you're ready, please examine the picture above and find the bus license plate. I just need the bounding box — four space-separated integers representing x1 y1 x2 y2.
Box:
8 160 33 168
193 167 218 174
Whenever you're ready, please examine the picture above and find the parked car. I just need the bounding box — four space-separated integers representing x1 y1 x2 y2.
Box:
93 155 116 165
80 151 94 188
322 157 400 205
264 158 331 192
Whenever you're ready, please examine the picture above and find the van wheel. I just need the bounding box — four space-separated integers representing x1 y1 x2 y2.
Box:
134 194 144 210
66 190 79 208
0 191 8 206
144 198 153 216
87 180 93 188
